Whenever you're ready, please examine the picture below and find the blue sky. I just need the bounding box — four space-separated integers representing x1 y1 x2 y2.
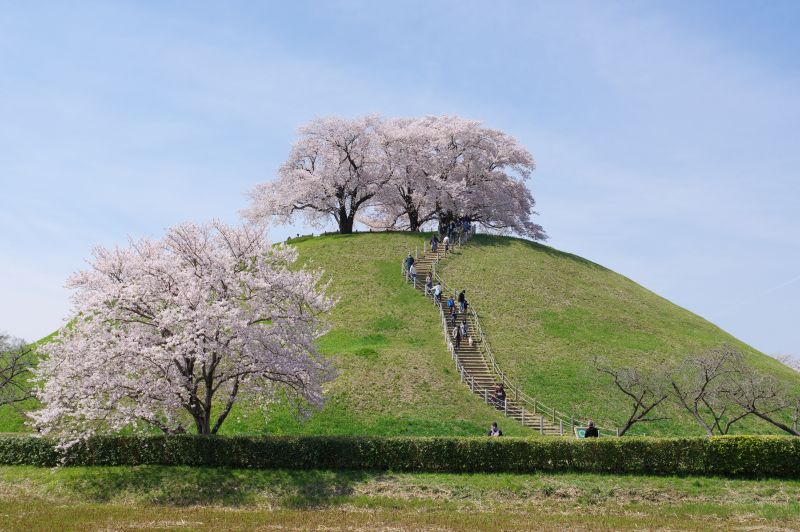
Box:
1 1 798 358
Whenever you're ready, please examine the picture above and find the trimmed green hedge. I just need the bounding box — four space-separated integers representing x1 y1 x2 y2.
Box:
0 435 798 477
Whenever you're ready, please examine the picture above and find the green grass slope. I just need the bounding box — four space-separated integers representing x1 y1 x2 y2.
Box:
2 233 528 436
4 232 797 438
440 234 800 436
234 233 532 436
2 233 530 436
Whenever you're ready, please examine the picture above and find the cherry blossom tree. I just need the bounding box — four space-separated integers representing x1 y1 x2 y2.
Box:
245 115 388 234
368 116 546 239
247 115 546 239
425 116 545 239
33 221 335 440
774 353 800 373
365 117 439 231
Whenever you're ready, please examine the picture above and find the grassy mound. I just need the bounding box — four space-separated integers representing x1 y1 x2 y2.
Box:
439 235 800 436
3 232 797 437
236 233 531 436
1 233 528 436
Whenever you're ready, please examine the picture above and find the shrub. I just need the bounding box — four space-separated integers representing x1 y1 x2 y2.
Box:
0 435 797 478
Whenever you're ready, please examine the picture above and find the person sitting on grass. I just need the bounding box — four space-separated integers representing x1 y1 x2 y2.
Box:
585 420 599 438
487 422 502 437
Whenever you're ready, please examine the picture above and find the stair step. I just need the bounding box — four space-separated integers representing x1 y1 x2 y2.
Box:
409 242 582 438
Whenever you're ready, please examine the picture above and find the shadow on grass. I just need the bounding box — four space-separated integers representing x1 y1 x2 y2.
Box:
59 466 376 508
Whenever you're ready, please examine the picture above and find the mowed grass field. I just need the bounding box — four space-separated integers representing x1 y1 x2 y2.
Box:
441 234 800 436
1 466 800 530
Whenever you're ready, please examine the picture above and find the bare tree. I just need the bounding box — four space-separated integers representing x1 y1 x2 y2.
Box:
790 397 800 433
594 358 669 436
0 333 35 408
725 368 800 436
669 345 750 436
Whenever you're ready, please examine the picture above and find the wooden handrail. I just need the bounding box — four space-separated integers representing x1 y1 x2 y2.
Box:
403 225 616 436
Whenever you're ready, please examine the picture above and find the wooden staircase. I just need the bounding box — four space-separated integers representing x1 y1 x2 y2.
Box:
407 240 564 435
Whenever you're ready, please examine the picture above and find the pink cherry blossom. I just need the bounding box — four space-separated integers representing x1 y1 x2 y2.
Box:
32 221 335 441
245 115 546 239
244 115 388 234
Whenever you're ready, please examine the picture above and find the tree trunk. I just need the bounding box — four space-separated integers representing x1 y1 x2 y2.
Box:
188 383 214 435
408 208 420 232
437 210 456 234
339 214 354 234
617 421 634 436
192 412 211 434
752 411 800 436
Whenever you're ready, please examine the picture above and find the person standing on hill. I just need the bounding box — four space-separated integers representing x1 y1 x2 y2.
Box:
425 274 432 295
404 253 414 278
443 235 450 254
447 295 455 312
450 305 457 326
585 421 599 438
430 234 439 252
409 264 417 286
434 282 442 302
494 384 506 408
452 325 461 350
460 318 468 337
458 290 465 312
